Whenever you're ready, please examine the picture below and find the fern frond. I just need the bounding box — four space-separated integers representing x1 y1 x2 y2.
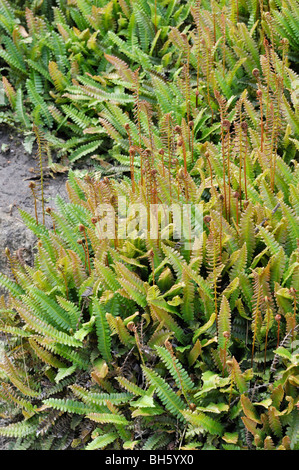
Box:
44 398 99 415
85 432 117 450
142 366 186 421
183 410 224 436
0 419 38 438
155 346 195 392
92 298 112 363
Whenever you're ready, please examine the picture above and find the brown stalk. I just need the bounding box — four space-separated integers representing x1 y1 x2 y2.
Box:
129 146 136 193
219 194 224 262
223 119 231 222
241 120 248 204
263 296 271 372
125 123 136 193
221 11 226 77
45 207 56 234
29 181 38 225
159 148 165 177
275 314 281 349
181 33 191 146
175 125 188 179
234 191 240 227
127 322 145 366
189 121 194 163
290 288 297 351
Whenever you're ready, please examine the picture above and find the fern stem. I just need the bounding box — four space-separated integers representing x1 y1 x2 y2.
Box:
275 314 281 349
290 288 297 351
221 11 226 77
29 181 38 225
234 192 239 227
128 323 145 367
159 148 165 177
46 207 56 234
219 194 223 262
189 121 194 163
243 138 248 203
263 298 271 372
223 120 231 221
181 34 191 147
79 225 91 275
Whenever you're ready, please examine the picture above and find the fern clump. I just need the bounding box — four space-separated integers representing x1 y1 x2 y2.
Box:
1 0 299 163
0 151 298 449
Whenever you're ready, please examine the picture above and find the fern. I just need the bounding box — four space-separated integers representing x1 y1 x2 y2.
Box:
155 345 195 392
85 432 118 450
142 366 186 422
183 410 224 436
0 0 299 451
92 298 112 363
0 420 39 438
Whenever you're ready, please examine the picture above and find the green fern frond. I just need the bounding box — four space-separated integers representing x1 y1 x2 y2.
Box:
85 432 118 450
70 384 133 406
142 366 186 421
92 298 112 363
86 413 129 425
217 296 231 350
183 409 224 436
44 398 99 415
14 299 82 348
0 419 38 438
0 272 24 297
155 345 195 392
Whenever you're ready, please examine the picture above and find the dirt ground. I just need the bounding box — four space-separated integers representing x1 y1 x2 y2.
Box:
0 124 68 449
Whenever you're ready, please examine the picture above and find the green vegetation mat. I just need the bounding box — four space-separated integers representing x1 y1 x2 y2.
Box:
0 0 298 451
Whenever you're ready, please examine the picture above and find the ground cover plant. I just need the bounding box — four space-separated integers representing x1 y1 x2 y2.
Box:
0 0 298 450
